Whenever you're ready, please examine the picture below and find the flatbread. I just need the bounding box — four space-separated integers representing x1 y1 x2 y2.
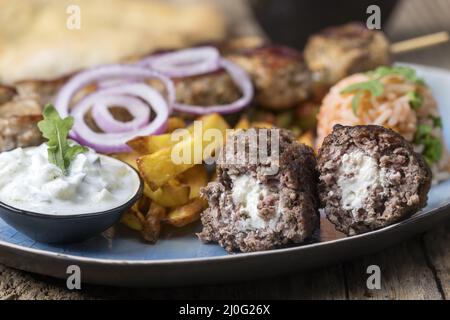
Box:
0 0 226 84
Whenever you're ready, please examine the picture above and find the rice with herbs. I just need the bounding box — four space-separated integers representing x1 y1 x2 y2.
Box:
316 67 450 182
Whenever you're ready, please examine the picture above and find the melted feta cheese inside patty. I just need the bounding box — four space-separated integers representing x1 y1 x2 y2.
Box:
0 143 140 215
317 124 431 236
337 150 387 218
230 175 281 230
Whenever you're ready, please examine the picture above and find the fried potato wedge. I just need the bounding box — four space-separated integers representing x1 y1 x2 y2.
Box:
137 113 229 188
121 207 143 231
298 131 315 148
235 115 250 130
144 180 190 207
127 117 186 154
113 151 140 169
128 134 173 154
141 202 166 243
128 113 227 155
178 165 208 199
166 117 186 133
137 147 193 189
120 196 150 231
251 121 274 129
164 198 207 227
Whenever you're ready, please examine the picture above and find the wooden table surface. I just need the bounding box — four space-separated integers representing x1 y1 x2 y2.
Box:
1 0 450 300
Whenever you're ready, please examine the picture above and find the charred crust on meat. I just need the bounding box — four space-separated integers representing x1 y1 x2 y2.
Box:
304 22 391 86
318 124 432 236
227 45 312 110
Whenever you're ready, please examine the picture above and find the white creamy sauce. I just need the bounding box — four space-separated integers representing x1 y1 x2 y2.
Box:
231 175 280 230
0 143 140 215
337 150 385 218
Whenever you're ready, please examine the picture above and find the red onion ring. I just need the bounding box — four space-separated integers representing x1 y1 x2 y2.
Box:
173 59 254 115
71 83 169 153
54 64 175 118
139 46 220 78
91 95 150 133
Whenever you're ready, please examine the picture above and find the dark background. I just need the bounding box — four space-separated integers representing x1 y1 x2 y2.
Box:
250 0 398 48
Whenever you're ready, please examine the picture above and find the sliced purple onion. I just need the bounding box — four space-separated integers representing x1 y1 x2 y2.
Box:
71 83 169 153
173 59 254 115
139 46 220 78
54 64 175 117
91 94 150 133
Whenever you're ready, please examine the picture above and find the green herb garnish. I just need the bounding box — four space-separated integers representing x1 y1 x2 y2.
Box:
414 124 442 164
371 66 423 83
38 104 88 174
341 66 426 116
341 79 384 116
407 91 423 110
430 115 443 128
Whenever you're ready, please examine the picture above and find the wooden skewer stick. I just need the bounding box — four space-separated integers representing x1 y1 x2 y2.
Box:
391 31 449 54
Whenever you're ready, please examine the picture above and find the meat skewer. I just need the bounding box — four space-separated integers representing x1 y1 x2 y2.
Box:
304 23 449 88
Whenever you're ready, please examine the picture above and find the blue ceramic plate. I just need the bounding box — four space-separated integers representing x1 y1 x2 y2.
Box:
1 63 450 287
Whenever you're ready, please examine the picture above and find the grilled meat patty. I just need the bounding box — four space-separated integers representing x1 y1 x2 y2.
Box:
318 125 431 236
227 45 312 110
0 80 64 152
305 22 390 87
174 70 241 107
198 128 319 252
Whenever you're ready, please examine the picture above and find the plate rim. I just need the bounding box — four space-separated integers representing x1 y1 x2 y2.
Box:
0 199 448 266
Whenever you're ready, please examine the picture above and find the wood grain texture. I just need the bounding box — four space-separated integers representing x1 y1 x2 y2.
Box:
423 219 450 299
344 236 443 300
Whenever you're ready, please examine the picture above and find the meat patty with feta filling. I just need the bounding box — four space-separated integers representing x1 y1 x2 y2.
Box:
318 125 431 236
198 128 319 252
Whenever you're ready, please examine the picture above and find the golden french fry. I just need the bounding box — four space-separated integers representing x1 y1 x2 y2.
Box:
144 180 190 207
235 115 250 130
164 198 207 227
112 151 140 169
137 147 193 189
166 117 186 133
141 202 166 243
178 165 208 199
121 209 143 231
127 134 173 154
210 170 217 182
251 121 274 129
137 113 229 188
298 131 315 148
127 118 193 154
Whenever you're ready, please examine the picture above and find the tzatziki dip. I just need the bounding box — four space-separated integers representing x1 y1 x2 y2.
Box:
0 143 140 215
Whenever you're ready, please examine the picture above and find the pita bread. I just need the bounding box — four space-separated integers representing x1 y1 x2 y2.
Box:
0 0 226 84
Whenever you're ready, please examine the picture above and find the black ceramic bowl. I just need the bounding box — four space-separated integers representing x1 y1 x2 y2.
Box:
0 156 143 244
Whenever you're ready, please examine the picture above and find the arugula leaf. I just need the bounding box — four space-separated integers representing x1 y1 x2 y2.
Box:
407 91 423 110
37 104 88 174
